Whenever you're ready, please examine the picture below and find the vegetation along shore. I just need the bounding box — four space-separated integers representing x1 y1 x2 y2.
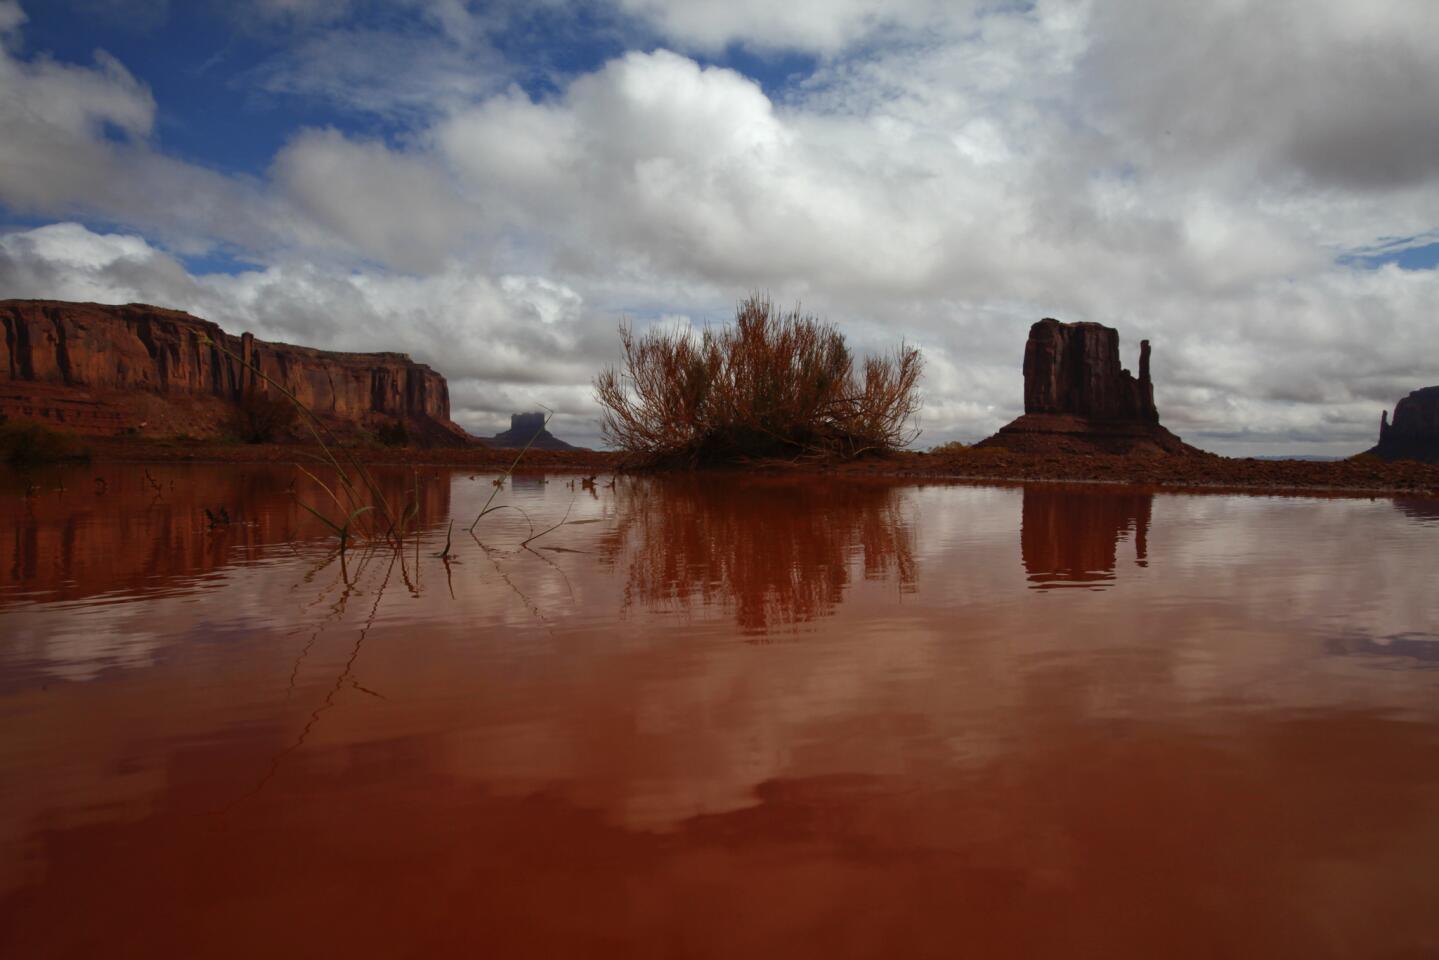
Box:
3 296 1436 499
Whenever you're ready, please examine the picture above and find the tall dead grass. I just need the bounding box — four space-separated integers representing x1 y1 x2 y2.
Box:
594 295 922 465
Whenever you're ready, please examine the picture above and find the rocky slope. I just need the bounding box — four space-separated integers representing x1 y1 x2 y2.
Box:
1369 386 1439 463
0 300 471 444
978 318 1200 456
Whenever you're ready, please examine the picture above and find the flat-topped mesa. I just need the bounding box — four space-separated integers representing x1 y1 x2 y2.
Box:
0 299 472 444
1368 386 1439 463
486 411 581 451
979 317 1201 456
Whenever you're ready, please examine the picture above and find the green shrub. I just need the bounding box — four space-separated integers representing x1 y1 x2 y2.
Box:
232 390 299 444
595 295 922 465
0 420 91 467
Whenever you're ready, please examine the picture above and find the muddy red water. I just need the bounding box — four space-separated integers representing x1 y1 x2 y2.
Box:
2 465 1438 959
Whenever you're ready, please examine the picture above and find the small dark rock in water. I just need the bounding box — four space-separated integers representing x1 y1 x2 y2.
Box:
486 412 583 451
978 318 1201 456
1369 386 1439 463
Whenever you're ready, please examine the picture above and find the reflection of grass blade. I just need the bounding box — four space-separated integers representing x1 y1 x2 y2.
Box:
296 500 373 552
390 468 421 543
521 498 574 547
236 548 398 807
340 506 375 551
202 336 398 540
345 505 374 525
468 406 552 533
296 465 349 521
296 500 345 537
470 502 535 537
295 465 379 553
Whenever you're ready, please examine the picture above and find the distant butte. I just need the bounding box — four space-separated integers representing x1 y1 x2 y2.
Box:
977 318 1202 456
486 412 582 451
1368 386 1439 463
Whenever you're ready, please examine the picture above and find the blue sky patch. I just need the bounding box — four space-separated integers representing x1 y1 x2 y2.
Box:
1339 234 1439 271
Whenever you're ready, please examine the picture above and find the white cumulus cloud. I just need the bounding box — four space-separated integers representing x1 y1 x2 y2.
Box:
1 1 1438 455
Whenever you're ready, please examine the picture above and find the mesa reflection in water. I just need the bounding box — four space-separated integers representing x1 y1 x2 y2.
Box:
0 465 451 605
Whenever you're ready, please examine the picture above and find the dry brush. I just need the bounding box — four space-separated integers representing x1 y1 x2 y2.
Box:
594 296 922 465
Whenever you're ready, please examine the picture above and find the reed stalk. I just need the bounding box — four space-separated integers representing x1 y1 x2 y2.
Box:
467 406 553 533
203 336 401 549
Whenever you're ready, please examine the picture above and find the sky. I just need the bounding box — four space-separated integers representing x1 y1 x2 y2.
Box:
1 0 1436 455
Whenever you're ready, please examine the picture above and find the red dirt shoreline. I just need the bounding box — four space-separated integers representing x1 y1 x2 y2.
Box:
80 437 620 471
850 448 1439 498
74 438 1439 498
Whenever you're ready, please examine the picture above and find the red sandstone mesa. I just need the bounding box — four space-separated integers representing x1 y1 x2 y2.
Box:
978 318 1200 456
0 300 471 443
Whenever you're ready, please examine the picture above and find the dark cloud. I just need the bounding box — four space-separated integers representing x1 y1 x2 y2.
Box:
1079 0 1439 191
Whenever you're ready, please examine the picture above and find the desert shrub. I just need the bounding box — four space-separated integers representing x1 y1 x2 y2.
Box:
232 390 299 443
375 420 410 447
595 296 922 464
929 440 969 456
0 420 91 467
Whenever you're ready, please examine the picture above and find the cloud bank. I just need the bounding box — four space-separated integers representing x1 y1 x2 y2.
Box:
1 0 1437 453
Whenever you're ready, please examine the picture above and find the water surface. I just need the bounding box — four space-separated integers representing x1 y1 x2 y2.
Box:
2 465 1438 958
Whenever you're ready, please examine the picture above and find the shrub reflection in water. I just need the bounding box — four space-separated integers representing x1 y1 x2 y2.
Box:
598 475 917 634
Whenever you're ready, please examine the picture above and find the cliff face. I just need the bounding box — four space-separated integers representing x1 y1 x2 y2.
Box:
980 318 1200 456
0 300 470 442
1023 319 1157 423
1369 386 1439 463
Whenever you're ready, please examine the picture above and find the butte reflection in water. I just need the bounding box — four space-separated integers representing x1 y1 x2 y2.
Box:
3 466 1439 958
1020 485 1152 590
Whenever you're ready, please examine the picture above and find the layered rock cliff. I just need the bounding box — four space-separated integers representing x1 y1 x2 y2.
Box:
0 300 472 443
979 318 1200 456
1023 318 1157 423
1368 386 1439 463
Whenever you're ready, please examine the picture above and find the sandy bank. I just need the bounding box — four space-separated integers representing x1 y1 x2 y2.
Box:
76 438 1439 498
